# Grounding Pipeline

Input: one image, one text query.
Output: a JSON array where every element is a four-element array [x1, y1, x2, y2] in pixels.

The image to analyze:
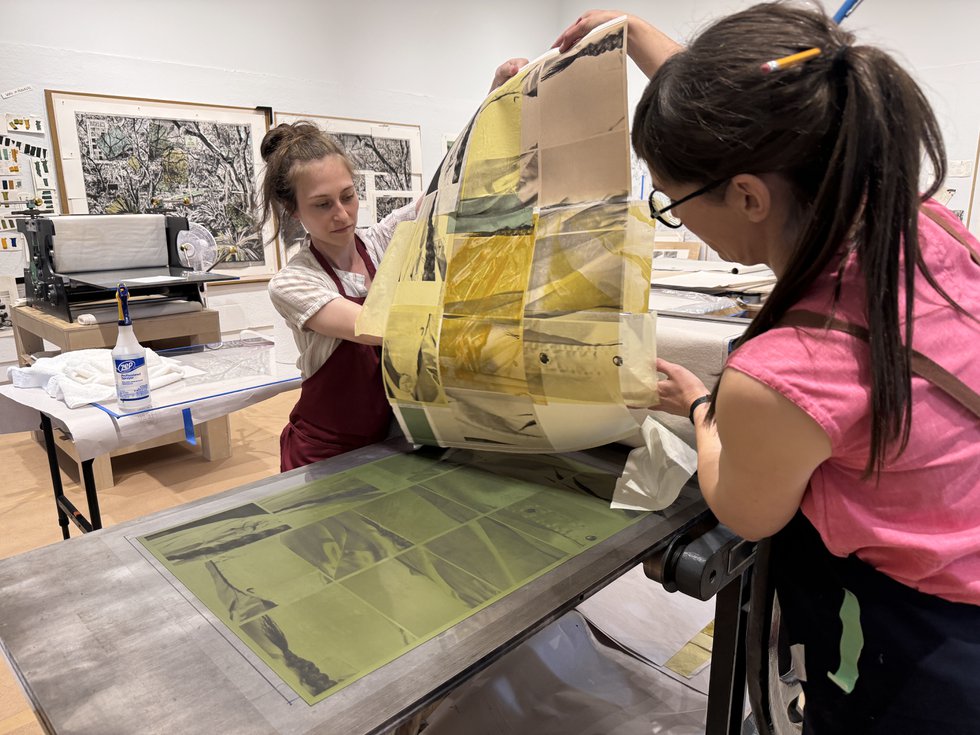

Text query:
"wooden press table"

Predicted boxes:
[[10, 304, 232, 488]]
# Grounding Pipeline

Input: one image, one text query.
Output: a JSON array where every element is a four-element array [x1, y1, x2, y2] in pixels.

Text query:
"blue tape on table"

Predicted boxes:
[[182, 408, 197, 445]]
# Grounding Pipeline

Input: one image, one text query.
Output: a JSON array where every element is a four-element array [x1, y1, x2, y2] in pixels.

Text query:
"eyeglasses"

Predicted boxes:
[[647, 179, 728, 228]]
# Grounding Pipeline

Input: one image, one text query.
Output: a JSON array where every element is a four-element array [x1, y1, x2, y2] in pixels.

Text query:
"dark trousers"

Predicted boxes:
[[771, 513, 980, 734]]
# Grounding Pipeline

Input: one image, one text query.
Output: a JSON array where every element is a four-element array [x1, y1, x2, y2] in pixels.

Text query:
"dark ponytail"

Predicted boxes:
[[633, 1, 953, 475], [259, 122, 354, 243]]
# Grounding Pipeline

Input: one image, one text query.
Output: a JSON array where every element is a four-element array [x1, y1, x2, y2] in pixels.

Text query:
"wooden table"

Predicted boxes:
[[11, 304, 223, 357], [10, 304, 231, 488]]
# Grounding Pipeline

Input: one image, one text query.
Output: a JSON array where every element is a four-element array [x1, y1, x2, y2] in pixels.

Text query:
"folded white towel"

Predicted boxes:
[[8, 348, 205, 409], [45, 375, 115, 407]]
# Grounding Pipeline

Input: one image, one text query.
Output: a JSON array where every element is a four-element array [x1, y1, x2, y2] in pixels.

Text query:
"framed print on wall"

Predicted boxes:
[[272, 112, 423, 258], [967, 130, 980, 238], [46, 90, 279, 280]]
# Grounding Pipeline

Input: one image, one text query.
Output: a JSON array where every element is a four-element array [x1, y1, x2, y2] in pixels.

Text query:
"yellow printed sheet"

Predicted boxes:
[[361, 17, 658, 452]]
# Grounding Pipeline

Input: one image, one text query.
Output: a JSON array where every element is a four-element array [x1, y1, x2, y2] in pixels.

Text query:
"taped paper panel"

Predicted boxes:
[[354, 219, 416, 338], [438, 317, 527, 395], [525, 207, 628, 317], [441, 388, 550, 451], [443, 232, 533, 319], [361, 18, 656, 452], [619, 311, 658, 407], [623, 204, 656, 313], [383, 304, 445, 405], [538, 133, 630, 207], [533, 402, 641, 452], [523, 312, 640, 407]]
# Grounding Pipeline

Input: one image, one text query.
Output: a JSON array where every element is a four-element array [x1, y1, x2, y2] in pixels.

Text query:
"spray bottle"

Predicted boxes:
[[112, 283, 152, 412]]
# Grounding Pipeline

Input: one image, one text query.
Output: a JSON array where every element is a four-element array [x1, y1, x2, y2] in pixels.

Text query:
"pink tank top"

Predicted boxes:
[[726, 200, 980, 604]]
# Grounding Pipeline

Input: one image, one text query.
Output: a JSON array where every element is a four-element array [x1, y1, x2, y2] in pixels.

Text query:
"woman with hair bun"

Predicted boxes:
[[556, 4, 980, 732], [264, 60, 526, 472]]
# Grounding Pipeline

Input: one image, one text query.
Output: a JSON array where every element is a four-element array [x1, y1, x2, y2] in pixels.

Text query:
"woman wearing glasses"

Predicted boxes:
[[557, 4, 980, 733]]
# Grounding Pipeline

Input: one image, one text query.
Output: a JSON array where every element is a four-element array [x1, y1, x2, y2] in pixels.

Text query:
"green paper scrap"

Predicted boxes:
[[139, 451, 643, 705], [827, 588, 864, 693]]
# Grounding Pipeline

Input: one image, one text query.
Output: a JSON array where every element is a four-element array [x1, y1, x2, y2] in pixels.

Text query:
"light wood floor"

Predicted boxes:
[[0, 392, 295, 735]]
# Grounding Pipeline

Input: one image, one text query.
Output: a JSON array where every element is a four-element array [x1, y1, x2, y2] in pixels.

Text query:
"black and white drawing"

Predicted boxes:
[[47, 91, 277, 278], [75, 113, 262, 261], [375, 195, 414, 221], [338, 134, 412, 191], [273, 113, 423, 227]]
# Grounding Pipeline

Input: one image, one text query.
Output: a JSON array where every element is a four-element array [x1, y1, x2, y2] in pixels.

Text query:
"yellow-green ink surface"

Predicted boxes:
[[139, 451, 642, 704]]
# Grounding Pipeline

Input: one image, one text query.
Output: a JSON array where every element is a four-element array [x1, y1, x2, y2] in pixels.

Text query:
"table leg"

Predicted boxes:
[[89, 454, 115, 489], [706, 571, 751, 735], [11, 319, 44, 366], [200, 416, 232, 461], [81, 459, 102, 530], [40, 414, 70, 541]]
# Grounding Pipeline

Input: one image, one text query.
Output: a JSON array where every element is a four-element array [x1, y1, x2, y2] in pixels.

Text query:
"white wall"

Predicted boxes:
[[0, 0, 563, 359], [559, 0, 980, 219], [1, 1, 977, 365]]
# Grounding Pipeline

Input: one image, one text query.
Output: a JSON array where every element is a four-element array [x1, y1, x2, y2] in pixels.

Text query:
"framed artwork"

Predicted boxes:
[[967, 130, 980, 238], [272, 112, 423, 256], [46, 90, 279, 280]]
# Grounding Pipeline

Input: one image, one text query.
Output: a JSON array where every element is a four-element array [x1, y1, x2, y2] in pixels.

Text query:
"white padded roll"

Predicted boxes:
[[52, 214, 169, 273], [651, 314, 747, 447]]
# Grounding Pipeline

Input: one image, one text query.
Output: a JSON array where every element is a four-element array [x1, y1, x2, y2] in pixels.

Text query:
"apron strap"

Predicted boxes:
[[780, 309, 980, 420], [921, 201, 980, 266], [308, 235, 376, 297]]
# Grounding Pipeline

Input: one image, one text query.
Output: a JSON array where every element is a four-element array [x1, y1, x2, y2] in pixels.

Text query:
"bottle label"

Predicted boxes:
[[114, 356, 150, 401]]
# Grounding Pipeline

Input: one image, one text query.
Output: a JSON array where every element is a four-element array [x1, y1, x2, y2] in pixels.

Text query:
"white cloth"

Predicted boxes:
[[7, 348, 204, 409], [611, 415, 698, 511], [267, 203, 417, 380]]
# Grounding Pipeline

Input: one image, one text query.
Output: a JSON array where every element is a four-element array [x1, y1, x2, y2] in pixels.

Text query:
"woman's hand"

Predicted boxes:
[[552, 10, 623, 52], [653, 358, 710, 417], [552, 9, 683, 78], [489, 57, 530, 92]]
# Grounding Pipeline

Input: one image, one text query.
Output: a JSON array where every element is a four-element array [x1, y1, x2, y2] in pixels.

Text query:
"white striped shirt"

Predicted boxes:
[[268, 203, 416, 379]]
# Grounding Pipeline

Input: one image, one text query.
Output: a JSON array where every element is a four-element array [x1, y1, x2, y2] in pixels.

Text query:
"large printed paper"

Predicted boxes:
[[357, 18, 658, 453], [139, 451, 643, 705]]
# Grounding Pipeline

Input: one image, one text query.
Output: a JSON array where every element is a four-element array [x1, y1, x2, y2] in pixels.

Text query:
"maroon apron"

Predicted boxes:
[[280, 237, 392, 472]]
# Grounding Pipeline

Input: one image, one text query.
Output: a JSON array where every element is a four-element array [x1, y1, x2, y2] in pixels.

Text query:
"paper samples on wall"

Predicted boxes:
[[0, 134, 46, 160], [0, 124, 59, 215], [0, 217, 21, 251], [5, 114, 44, 134], [357, 17, 658, 453]]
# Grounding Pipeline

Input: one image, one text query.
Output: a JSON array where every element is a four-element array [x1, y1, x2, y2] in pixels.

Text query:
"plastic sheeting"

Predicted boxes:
[[423, 611, 707, 735]]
